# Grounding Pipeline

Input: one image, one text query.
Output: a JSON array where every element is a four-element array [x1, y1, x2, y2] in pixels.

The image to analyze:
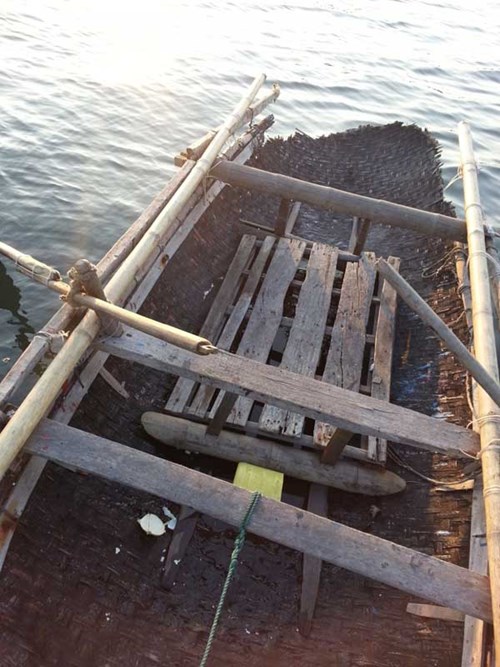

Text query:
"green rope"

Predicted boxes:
[[199, 491, 262, 667]]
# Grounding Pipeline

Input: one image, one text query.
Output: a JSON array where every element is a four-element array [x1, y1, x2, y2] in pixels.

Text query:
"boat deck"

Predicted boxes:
[[0, 122, 475, 666]]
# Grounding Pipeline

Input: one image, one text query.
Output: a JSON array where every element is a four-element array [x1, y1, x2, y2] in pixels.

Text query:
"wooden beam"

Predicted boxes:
[[211, 161, 468, 242], [25, 418, 493, 622], [98, 328, 480, 458], [348, 217, 371, 254], [299, 483, 329, 636], [141, 413, 406, 496]]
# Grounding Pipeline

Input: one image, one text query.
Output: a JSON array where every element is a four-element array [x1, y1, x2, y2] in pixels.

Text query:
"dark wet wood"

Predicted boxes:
[[161, 505, 199, 590], [24, 418, 492, 622], [298, 483, 329, 636], [211, 161, 468, 241], [275, 198, 292, 236], [99, 328, 480, 458]]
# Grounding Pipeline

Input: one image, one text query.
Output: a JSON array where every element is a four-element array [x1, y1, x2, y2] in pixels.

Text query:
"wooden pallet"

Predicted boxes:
[[161, 233, 400, 631], [166, 234, 399, 466]]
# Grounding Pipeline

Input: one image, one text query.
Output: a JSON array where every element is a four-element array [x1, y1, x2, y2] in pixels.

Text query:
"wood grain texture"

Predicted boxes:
[[316, 252, 377, 461], [99, 328, 480, 458], [25, 417, 492, 623], [367, 256, 400, 463]]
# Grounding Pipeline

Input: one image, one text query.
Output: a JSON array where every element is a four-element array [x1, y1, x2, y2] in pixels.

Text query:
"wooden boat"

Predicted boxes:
[[0, 75, 498, 666]]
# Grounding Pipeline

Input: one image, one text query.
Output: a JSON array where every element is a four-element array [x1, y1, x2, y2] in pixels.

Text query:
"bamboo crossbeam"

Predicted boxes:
[[0, 75, 266, 482], [377, 258, 500, 407], [0, 243, 215, 355], [458, 121, 500, 658], [211, 161, 468, 242], [24, 417, 493, 622]]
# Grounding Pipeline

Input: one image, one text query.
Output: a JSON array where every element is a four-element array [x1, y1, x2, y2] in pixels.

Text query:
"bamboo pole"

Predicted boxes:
[[0, 117, 269, 573], [458, 120, 500, 658], [211, 161, 468, 242], [176, 83, 280, 164], [0, 75, 266, 481], [0, 243, 215, 354], [377, 258, 500, 407]]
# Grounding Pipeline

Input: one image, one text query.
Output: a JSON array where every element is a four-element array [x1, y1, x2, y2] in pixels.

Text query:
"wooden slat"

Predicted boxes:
[[166, 234, 257, 414], [161, 506, 199, 590], [259, 243, 338, 436], [317, 253, 377, 464], [367, 256, 400, 463], [298, 483, 329, 636], [188, 235, 276, 418], [462, 478, 490, 666], [348, 217, 371, 255], [99, 329, 480, 458], [227, 237, 307, 426], [25, 418, 492, 622]]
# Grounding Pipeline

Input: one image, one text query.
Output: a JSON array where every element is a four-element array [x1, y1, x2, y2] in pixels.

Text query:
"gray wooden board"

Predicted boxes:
[[226, 236, 307, 426], [25, 417, 492, 622], [188, 235, 276, 418], [166, 234, 257, 414], [367, 256, 401, 463], [98, 328, 480, 458], [315, 252, 377, 448], [259, 242, 339, 436], [298, 483, 329, 636]]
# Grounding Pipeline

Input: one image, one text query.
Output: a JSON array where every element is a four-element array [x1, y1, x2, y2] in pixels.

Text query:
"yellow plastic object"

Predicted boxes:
[[233, 462, 284, 501]]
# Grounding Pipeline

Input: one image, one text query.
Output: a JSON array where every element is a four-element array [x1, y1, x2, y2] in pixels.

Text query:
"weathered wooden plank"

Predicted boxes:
[[285, 201, 302, 236], [161, 506, 199, 590], [141, 413, 406, 495], [406, 603, 464, 622], [298, 483, 329, 637], [317, 253, 377, 464], [259, 243, 338, 436], [166, 234, 257, 414], [25, 418, 492, 621], [348, 217, 371, 255], [367, 256, 400, 463], [462, 478, 489, 666], [227, 237, 307, 426], [189, 235, 276, 418], [211, 161, 468, 242], [99, 329, 480, 458]]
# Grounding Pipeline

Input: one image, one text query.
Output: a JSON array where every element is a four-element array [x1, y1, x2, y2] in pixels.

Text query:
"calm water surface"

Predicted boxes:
[[1, 0, 499, 379]]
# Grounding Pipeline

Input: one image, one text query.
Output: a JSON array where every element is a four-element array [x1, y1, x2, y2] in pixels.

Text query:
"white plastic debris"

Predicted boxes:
[[174, 559, 181, 565], [138, 513, 166, 536], [115, 547, 121, 555], [162, 506, 177, 530]]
